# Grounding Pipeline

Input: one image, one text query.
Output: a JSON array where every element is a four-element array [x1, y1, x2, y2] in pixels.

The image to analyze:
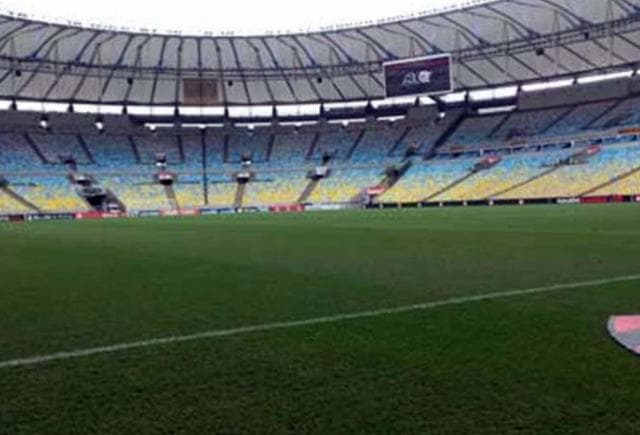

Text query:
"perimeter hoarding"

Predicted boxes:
[[384, 54, 453, 98]]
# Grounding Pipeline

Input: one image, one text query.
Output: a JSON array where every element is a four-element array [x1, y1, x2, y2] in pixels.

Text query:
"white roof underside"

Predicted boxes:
[[0, 0, 638, 105]]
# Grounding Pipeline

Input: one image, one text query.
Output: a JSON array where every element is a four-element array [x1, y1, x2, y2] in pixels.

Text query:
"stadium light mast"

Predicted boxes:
[[95, 114, 105, 133], [39, 113, 49, 130]]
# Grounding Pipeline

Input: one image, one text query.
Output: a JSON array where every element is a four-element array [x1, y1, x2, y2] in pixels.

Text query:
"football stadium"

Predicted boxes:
[[1, 0, 640, 433]]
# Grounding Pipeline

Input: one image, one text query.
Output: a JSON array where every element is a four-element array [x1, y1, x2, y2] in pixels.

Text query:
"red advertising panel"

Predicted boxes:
[[270, 204, 305, 213], [367, 186, 387, 196], [581, 195, 625, 204], [75, 211, 124, 220]]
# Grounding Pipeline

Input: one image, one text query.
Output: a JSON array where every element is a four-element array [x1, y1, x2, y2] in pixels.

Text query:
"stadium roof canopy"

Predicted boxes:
[[0, 0, 639, 106]]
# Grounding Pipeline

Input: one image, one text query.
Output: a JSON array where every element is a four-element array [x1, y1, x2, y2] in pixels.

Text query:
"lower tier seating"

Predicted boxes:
[[591, 171, 640, 196], [243, 172, 308, 206], [308, 168, 381, 204], [499, 144, 640, 199], [2, 140, 640, 213], [8, 177, 87, 212], [0, 190, 33, 213]]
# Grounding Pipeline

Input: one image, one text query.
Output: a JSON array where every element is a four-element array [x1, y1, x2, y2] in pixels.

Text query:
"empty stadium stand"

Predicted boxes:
[[3, 83, 640, 214]]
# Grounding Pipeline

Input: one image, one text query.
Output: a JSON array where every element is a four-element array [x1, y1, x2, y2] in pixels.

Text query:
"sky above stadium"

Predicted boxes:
[[0, 0, 474, 35]]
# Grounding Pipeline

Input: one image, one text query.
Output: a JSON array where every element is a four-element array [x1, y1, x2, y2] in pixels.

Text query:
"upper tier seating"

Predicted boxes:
[[590, 96, 640, 130], [0, 133, 44, 171], [227, 130, 271, 163], [492, 108, 568, 141], [445, 114, 506, 150], [544, 101, 616, 136], [180, 135, 205, 170], [29, 133, 91, 165], [349, 127, 403, 163], [270, 133, 313, 165], [134, 134, 182, 165], [205, 135, 226, 167], [312, 129, 359, 161], [86, 134, 137, 170], [388, 124, 449, 158]]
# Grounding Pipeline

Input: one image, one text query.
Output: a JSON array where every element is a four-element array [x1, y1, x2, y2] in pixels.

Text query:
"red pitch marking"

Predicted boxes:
[[613, 316, 640, 334]]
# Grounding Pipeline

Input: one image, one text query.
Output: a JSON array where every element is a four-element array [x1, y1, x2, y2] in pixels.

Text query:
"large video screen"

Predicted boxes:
[[384, 54, 453, 98]]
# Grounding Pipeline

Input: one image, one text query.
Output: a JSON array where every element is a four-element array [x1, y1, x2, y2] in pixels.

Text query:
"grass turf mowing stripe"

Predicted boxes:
[[2, 272, 640, 370]]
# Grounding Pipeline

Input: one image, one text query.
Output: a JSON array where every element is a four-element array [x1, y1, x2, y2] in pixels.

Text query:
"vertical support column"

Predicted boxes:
[[290, 44, 320, 103], [9, 37, 17, 98], [606, 0, 615, 67], [502, 21, 510, 84], [124, 45, 142, 109], [49, 41, 60, 100], [365, 43, 374, 98], [328, 46, 339, 101], [408, 37, 417, 58], [214, 41, 228, 107], [174, 40, 183, 109], [454, 30, 462, 90], [96, 43, 104, 113], [553, 10, 561, 77], [291, 47, 297, 103], [201, 130, 209, 206]]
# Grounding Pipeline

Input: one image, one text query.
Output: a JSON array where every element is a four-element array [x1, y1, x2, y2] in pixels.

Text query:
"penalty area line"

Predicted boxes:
[[2, 272, 640, 369]]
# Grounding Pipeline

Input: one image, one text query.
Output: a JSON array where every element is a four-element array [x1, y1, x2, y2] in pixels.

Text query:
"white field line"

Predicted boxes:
[[2, 273, 640, 370]]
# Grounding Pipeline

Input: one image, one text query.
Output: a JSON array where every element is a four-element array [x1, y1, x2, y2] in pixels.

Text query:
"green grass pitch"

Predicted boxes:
[[1, 204, 640, 434]]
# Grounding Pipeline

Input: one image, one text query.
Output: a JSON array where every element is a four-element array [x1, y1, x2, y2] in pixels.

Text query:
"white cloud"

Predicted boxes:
[[0, 0, 476, 35]]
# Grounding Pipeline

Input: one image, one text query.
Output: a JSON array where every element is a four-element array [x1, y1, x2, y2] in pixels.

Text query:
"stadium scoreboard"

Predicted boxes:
[[383, 54, 453, 98]]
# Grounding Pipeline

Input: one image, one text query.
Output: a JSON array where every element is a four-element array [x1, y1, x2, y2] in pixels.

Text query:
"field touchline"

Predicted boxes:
[[2, 273, 640, 370]]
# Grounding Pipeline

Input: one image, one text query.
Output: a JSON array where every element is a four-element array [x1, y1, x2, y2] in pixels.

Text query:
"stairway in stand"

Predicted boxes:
[[297, 179, 320, 204], [234, 182, 247, 208], [164, 185, 180, 211], [0, 182, 42, 213], [424, 170, 480, 202]]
